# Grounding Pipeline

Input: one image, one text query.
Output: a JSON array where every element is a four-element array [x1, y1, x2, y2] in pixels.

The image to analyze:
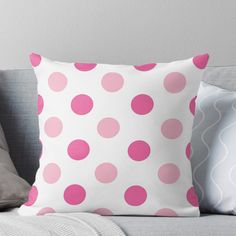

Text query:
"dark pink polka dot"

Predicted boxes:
[[164, 72, 186, 93], [187, 187, 199, 207], [97, 118, 120, 138], [102, 72, 124, 92], [161, 119, 183, 139], [193, 54, 209, 69], [43, 163, 61, 184], [186, 143, 191, 160], [95, 163, 117, 183], [128, 140, 150, 161], [131, 94, 154, 115], [67, 139, 90, 160], [134, 63, 156, 71], [48, 72, 67, 92], [37, 207, 55, 216], [38, 95, 44, 115], [74, 63, 97, 71], [44, 117, 63, 137], [124, 185, 147, 206], [24, 186, 38, 206], [94, 208, 113, 216], [189, 96, 197, 115], [71, 94, 93, 115], [30, 53, 41, 67], [158, 163, 180, 184], [155, 208, 177, 217], [64, 184, 86, 205]]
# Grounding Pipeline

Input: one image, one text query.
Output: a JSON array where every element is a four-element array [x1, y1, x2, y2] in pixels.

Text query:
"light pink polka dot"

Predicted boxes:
[[187, 187, 199, 207], [128, 140, 150, 161], [158, 163, 180, 184], [189, 96, 197, 115], [71, 94, 93, 115], [95, 163, 118, 183], [134, 63, 156, 71], [74, 63, 97, 71], [164, 72, 186, 93], [67, 139, 90, 160], [43, 163, 61, 184], [24, 186, 38, 206], [38, 95, 44, 115], [44, 117, 63, 137], [131, 94, 154, 115], [186, 143, 191, 160], [30, 53, 41, 67], [48, 72, 67, 92], [102, 72, 124, 92], [161, 119, 183, 139], [64, 184, 86, 205], [94, 208, 113, 216], [37, 207, 55, 216], [155, 208, 177, 217], [97, 118, 120, 138], [124, 185, 147, 206], [193, 54, 209, 69]]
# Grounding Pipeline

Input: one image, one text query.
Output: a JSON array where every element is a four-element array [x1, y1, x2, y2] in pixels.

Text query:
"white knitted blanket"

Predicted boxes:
[[0, 211, 125, 236]]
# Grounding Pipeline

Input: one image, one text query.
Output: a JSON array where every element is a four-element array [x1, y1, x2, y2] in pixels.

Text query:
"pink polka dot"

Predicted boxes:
[[71, 94, 93, 115], [155, 208, 177, 217], [38, 95, 44, 115], [158, 163, 180, 184], [67, 139, 90, 160], [134, 63, 156, 71], [128, 140, 150, 161], [95, 163, 118, 183], [124, 185, 147, 206], [74, 63, 97, 71], [48, 72, 67, 92], [37, 207, 55, 216], [161, 119, 183, 139], [131, 94, 154, 115], [64, 184, 86, 205], [164, 72, 186, 93], [24, 186, 38, 206], [43, 163, 61, 184], [97, 118, 120, 138], [44, 117, 63, 137], [102, 72, 124, 92], [193, 54, 209, 69], [187, 187, 199, 207], [186, 143, 191, 160], [189, 96, 197, 115], [94, 208, 113, 216], [30, 53, 41, 67]]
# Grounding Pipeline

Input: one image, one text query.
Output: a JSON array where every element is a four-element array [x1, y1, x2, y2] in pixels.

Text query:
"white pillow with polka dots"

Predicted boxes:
[[19, 53, 209, 216]]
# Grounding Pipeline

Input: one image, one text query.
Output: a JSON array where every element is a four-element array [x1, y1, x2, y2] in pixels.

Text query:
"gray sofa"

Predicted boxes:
[[0, 67, 236, 236]]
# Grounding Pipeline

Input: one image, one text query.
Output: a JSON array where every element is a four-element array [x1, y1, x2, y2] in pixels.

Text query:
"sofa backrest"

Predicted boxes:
[[0, 66, 235, 184]]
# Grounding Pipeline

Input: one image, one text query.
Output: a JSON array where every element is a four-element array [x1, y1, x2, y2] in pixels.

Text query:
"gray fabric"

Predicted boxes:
[[0, 211, 125, 236], [0, 66, 235, 186], [191, 82, 236, 214], [0, 124, 30, 209], [109, 214, 236, 236]]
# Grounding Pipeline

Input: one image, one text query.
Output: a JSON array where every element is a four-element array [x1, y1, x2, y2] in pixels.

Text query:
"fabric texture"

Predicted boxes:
[[19, 53, 209, 216], [0, 123, 30, 209], [0, 66, 234, 186], [0, 211, 125, 236], [191, 82, 236, 214]]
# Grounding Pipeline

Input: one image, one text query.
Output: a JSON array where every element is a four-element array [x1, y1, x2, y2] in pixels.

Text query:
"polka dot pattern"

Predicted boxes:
[[193, 54, 209, 69], [20, 54, 208, 216]]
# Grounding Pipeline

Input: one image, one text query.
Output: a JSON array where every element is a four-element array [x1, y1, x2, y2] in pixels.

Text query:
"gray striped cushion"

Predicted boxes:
[[191, 82, 236, 214]]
